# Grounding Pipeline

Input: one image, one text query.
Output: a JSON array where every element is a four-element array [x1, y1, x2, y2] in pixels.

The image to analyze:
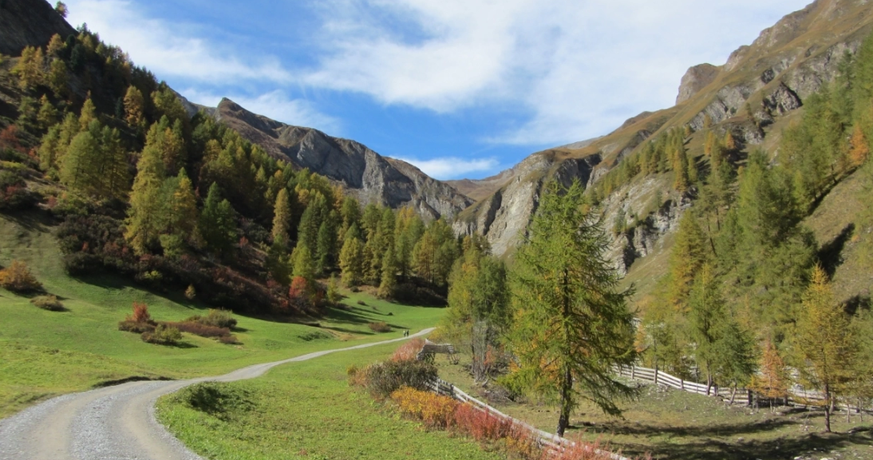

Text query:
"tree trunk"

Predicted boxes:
[[824, 384, 832, 433], [556, 366, 573, 437]]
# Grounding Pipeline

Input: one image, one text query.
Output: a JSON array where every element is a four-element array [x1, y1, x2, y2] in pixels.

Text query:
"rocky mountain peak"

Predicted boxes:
[[676, 64, 721, 104], [200, 98, 473, 220]]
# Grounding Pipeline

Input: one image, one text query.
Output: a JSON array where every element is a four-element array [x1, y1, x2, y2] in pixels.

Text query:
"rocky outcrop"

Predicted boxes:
[[209, 98, 472, 220], [676, 64, 721, 104], [454, 152, 601, 256], [0, 0, 75, 56]]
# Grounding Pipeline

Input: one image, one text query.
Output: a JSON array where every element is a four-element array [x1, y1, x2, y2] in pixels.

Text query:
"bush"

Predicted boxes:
[[0, 259, 42, 292], [131, 301, 151, 323], [368, 321, 391, 333], [165, 321, 230, 338], [142, 324, 182, 345], [30, 295, 64, 311], [361, 359, 437, 398], [185, 284, 196, 300], [452, 404, 513, 442], [218, 334, 240, 345], [391, 386, 458, 428], [193, 309, 237, 329], [118, 319, 155, 333], [391, 338, 424, 362]]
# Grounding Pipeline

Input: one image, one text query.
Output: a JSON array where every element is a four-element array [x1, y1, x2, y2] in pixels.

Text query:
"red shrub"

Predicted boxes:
[[163, 321, 230, 338], [391, 338, 424, 362], [547, 439, 624, 460], [131, 302, 151, 323], [452, 404, 513, 442]]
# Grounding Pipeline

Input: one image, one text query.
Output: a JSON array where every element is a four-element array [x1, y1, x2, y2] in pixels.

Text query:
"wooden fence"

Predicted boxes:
[[614, 364, 873, 413], [428, 377, 630, 460]]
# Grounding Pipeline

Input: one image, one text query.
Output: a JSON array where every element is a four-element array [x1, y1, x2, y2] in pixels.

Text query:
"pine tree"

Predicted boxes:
[[792, 265, 856, 432], [200, 183, 237, 257], [377, 243, 397, 299], [315, 218, 337, 275], [125, 141, 167, 255], [668, 212, 708, 309], [849, 124, 870, 167], [271, 188, 293, 247], [339, 235, 364, 287], [12, 46, 44, 90], [291, 243, 316, 282], [77, 97, 97, 132], [162, 169, 202, 254], [750, 340, 789, 410], [505, 180, 636, 437], [47, 59, 68, 98], [124, 85, 145, 130], [37, 95, 59, 129]]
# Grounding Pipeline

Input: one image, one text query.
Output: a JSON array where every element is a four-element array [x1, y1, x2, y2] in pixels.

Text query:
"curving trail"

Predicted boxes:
[[0, 328, 434, 460]]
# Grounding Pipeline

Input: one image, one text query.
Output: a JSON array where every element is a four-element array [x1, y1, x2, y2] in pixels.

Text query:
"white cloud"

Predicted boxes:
[[180, 89, 342, 134], [395, 156, 500, 180], [301, 0, 812, 144], [65, 0, 292, 84]]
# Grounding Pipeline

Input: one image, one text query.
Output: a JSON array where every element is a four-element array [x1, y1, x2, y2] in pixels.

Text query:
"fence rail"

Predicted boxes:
[[427, 377, 630, 460], [614, 364, 873, 413]]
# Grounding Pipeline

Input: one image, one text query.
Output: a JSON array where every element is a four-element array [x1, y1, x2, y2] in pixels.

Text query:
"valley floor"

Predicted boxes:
[[435, 357, 873, 460]]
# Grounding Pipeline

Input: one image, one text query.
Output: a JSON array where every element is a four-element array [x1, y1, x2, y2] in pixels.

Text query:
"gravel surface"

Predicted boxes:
[[0, 328, 433, 460]]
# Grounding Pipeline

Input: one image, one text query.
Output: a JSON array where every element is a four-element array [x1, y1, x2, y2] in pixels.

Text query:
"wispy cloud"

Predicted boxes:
[[66, 0, 292, 84], [396, 156, 500, 180]]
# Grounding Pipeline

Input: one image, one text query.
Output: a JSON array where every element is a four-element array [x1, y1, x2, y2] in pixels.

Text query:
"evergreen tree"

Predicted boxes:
[[125, 139, 167, 255], [37, 95, 59, 129], [124, 85, 145, 130], [47, 59, 68, 98], [377, 243, 397, 299], [12, 46, 44, 90], [161, 169, 202, 255], [200, 183, 237, 257], [78, 97, 97, 131], [271, 188, 293, 247], [339, 235, 364, 287], [315, 217, 338, 275], [668, 212, 708, 309], [291, 243, 316, 282], [792, 265, 856, 432], [505, 180, 636, 437]]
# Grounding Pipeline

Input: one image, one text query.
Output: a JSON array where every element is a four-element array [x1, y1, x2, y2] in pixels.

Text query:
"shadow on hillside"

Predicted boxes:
[[0, 208, 55, 234], [585, 417, 795, 439], [616, 426, 873, 460], [819, 223, 854, 278]]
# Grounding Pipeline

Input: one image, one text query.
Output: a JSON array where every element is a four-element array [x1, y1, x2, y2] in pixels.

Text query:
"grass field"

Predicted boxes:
[[434, 356, 873, 460], [156, 342, 505, 460], [0, 210, 446, 418]]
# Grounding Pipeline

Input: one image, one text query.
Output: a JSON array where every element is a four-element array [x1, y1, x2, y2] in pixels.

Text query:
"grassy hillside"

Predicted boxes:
[[156, 342, 504, 460], [0, 210, 446, 418]]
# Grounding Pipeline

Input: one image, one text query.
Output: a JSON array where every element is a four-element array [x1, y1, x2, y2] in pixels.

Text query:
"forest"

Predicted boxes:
[[1, 25, 463, 316]]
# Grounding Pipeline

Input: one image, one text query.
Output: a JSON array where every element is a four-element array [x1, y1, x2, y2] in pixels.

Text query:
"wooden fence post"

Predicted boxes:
[[654, 366, 659, 385], [631, 365, 635, 379]]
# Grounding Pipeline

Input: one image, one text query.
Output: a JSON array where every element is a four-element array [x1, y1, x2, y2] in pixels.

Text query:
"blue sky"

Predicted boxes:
[[65, 0, 811, 180]]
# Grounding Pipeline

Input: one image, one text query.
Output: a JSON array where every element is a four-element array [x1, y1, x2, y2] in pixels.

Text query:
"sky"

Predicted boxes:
[[65, 0, 812, 180]]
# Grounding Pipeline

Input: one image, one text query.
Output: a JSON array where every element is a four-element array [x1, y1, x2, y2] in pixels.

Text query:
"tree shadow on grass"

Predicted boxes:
[[617, 427, 873, 460]]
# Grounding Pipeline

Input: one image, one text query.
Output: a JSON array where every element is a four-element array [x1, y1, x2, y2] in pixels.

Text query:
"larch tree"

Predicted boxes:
[[12, 46, 44, 90], [377, 242, 397, 299], [849, 124, 870, 167], [505, 180, 636, 437], [792, 265, 856, 432], [200, 183, 237, 257], [47, 59, 68, 98], [123, 85, 145, 130], [339, 234, 364, 287], [271, 188, 293, 248], [125, 140, 167, 255], [750, 339, 789, 410], [161, 169, 202, 255]]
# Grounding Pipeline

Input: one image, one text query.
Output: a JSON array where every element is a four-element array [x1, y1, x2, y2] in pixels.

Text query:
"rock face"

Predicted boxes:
[[676, 64, 721, 104], [454, 152, 601, 256], [459, 0, 873, 267], [210, 98, 473, 220], [0, 0, 75, 56]]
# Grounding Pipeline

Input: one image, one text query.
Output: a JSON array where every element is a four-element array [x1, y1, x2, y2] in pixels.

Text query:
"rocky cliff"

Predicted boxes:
[[208, 98, 473, 220], [0, 0, 76, 56], [457, 0, 873, 271]]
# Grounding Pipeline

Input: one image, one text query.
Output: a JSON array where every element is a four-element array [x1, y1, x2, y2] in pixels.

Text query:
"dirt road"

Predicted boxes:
[[0, 328, 433, 460]]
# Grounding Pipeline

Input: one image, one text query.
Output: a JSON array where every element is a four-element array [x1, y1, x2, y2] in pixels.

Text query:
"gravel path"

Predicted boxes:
[[0, 328, 434, 460]]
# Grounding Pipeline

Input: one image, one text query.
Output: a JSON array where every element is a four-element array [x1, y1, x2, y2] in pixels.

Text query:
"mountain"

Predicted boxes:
[[455, 0, 873, 273], [198, 98, 473, 221], [0, 0, 75, 56]]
